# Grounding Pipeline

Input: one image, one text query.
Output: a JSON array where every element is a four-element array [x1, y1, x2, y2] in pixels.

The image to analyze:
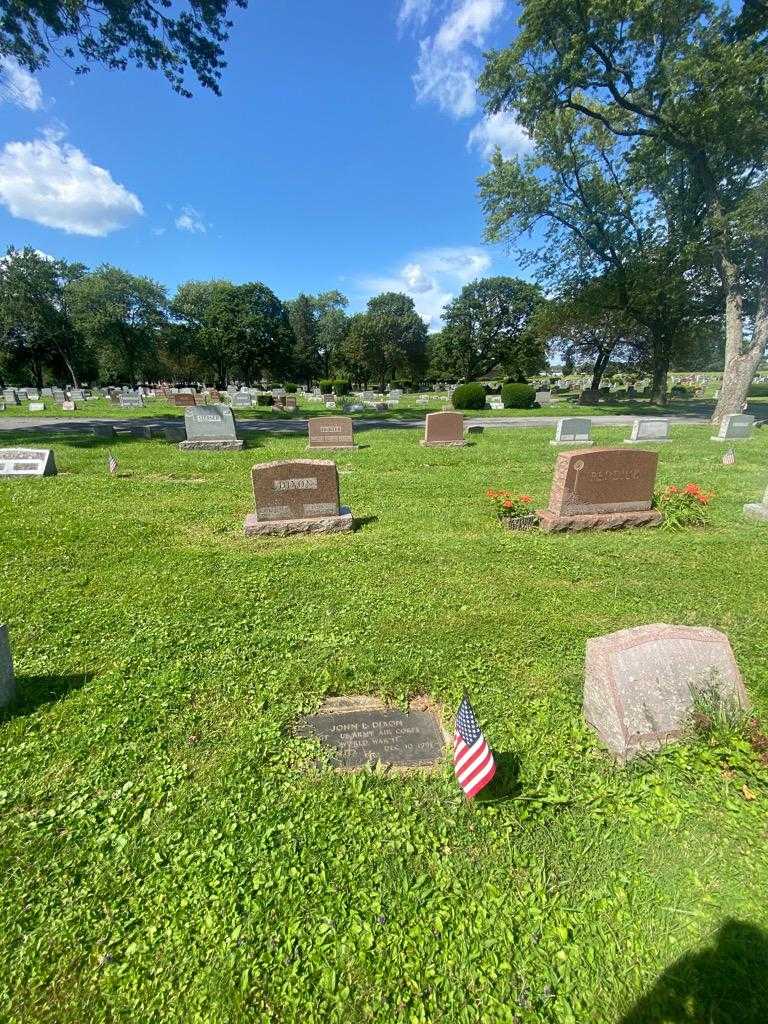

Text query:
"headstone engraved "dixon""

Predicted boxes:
[[244, 459, 353, 536], [297, 708, 445, 768], [538, 448, 661, 532]]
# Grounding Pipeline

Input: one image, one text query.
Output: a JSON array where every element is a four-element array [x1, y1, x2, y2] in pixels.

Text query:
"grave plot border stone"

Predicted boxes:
[[244, 459, 353, 537], [584, 623, 749, 761], [0, 625, 14, 709]]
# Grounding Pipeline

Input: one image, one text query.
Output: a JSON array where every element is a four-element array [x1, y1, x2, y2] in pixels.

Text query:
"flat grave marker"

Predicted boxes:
[[584, 624, 748, 761], [28, 402, 45, 412], [744, 483, 768, 522], [297, 707, 445, 769], [538, 447, 661, 532], [245, 459, 352, 537]]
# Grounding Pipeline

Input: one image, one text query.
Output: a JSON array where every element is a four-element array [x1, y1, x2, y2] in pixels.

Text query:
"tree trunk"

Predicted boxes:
[[650, 357, 669, 406], [711, 280, 767, 427], [590, 347, 611, 391]]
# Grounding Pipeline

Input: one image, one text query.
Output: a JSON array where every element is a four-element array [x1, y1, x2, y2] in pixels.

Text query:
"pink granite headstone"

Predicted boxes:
[[584, 624, 748, 761]]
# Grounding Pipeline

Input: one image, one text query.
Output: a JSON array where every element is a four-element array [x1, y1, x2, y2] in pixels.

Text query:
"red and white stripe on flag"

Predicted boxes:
[[453, 696, 496, 799]]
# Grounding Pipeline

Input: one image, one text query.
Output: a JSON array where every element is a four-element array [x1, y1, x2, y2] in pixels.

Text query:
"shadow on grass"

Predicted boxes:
[[1, 671, 93, 721], [353, 515, 379, 531], [475, 751, 522, 803], [620, 919, 768, 1024]]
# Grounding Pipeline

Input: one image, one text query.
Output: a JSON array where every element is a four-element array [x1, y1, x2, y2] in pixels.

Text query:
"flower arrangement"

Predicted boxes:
[[487, 489, 536, 528], [653, 482, 714, 530]]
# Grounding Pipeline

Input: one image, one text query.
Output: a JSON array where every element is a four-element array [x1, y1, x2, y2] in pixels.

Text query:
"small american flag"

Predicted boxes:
[[108, 451, 118, 475], [454, 695, 496, 799], [722, 448, 735, 466]]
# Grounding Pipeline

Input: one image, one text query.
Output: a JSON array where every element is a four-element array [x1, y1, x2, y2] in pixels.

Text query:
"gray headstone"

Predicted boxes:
[[584, 624, 748, 761], [119, 394, 144, 408], [232, 392, 253, 408], [552, 417, 593, 445], [296, 708, 444, 768], [0, 625, 14, 709], [0, 448, 56, 477], [534, 390, 552, 406], [92, 425, 115, 440], [28, 402, 45, 413], [184, 403, 237, 441], [712, 414, 755, 441], [625, 418, 671, 443]]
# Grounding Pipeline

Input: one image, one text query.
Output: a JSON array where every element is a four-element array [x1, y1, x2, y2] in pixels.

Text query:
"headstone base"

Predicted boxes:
[[710, 436, 748, 442], [244, 507, 354, 537], [550, 439, 594, 446], [537, 508, 662, 533], [420, 440, 468, 448], [623, 438, 671, 444], [307, 444, 359, 451], [179, 439, 244, 452], [743, 503, 768, 522]]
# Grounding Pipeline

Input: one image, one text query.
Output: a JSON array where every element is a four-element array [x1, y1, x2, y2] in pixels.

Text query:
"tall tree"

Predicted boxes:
[[440, 276, 545, 380], [480, 0, 768, 423], [66, 265, 167, 385], [171, 279, 291, 386], [0, 246, 86, 388], [286, 293, 319, 385], [0, 0, 247, 96], [364, 292, 428, 385]]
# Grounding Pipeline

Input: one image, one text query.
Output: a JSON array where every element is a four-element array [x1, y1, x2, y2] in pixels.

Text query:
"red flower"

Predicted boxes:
[[520, 495, 532, 503], [503, 499, 513, 509], [683, 483, 700, 495]]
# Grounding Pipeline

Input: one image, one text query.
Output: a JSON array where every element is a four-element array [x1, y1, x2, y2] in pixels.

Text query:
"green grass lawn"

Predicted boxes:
[[1, 424, 768, 1023]]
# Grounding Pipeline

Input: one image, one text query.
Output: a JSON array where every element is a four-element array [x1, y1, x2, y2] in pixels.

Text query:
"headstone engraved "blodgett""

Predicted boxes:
[[307, 416, 358, 450], [0, 448, 57, 477], [244, 459, 353, 536], [296, 709, 445, 768]]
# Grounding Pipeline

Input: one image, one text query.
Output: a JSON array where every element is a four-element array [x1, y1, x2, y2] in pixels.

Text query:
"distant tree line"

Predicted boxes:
[[0, 247, 555, 389]]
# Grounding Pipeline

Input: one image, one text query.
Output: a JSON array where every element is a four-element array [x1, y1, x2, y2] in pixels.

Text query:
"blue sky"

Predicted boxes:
[[0, 0, 531, 328]]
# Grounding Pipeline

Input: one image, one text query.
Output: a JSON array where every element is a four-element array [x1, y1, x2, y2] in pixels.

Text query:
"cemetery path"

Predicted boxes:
[[0, 412, 715, 437]]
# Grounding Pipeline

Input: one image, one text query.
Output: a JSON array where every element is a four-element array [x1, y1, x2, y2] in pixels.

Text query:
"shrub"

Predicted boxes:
[[452, 382, 486, 410], [670, 385, 690, 397], [332, 379, 351, 396], [318, 379, 334, 394], [256, 394, 274, 407], [653, 483, 714, 529], [501, 383, 535, 409], [285, 383, 298, 394]]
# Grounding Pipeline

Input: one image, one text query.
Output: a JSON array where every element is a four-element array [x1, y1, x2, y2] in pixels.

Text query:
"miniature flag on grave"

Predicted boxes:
[[454, 695, 496, 799], [722, 448, 736, 466], [108, 451, 118, 475]]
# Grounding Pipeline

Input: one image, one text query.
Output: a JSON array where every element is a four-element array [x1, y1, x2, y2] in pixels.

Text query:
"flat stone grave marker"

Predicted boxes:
[[711, 413, 755, 441], [624, 418, 671, 444], [552, 417, 593, 446], [231, 392, 253, 408], [180, 404, 243, 451], [308, 416, 358, 450], [421, 411, 467, 447], [28, 402, 45, 412], [245, 459, 352, 536], [584, 624, 748, 761], [119, 394, 144, 408], [744, 483, 768, 522], [0, 625, 14, 709], [0, 448, 57, 477], [296, 703, 444, 769], [538, 447, 661, 532]]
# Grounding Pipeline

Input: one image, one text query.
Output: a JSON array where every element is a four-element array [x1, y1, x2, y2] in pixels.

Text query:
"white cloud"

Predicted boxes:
[[406, 0, 507, 119], [414, 42, 478, 118], [175, 205, 207, 233], [0, 56, 43, 111], [397, 0, 434, 31], [467, 110, 531, 159], [434, 0, 504, 52], [361, 245, 492, 330], [0, 137, 143, 235]]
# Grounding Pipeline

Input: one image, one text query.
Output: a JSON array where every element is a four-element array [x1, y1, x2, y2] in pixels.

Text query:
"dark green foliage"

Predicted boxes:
[[332, 379, 351, 396], [256, 393, 274, 406], [284, 383, 298, 394], [318, 379, 333, 394], [501, 383, 536, 408], [451, 382, 487, 410]]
